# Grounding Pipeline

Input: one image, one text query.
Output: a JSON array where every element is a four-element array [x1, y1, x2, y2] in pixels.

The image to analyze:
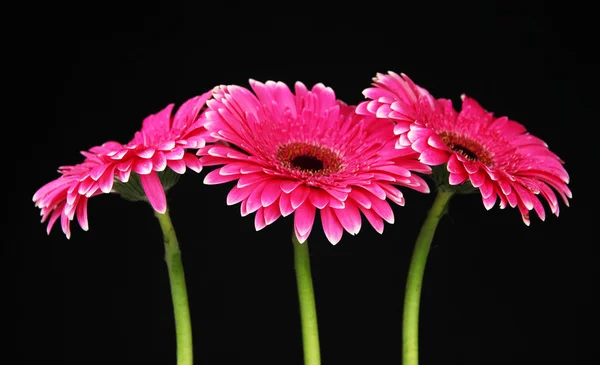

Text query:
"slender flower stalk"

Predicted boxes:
[[402, 188, 454, 365], [155, 208, 194, 365], [292, 232, 321, 365]]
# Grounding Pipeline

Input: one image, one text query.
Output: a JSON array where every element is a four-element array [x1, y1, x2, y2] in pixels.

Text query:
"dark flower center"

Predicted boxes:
[[291, 155, 324, 172], [440, 132, 493, 166], [277, 142, 342, 175]]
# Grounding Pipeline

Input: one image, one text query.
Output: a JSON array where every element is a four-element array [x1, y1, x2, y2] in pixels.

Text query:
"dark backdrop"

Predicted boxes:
[[9, 1, 594, 364]]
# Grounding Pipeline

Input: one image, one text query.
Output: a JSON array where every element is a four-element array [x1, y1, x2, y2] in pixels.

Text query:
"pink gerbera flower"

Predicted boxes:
[[198, 79, 432, 244], [33, 91, 214, 238], [357, 71, 572, 225]]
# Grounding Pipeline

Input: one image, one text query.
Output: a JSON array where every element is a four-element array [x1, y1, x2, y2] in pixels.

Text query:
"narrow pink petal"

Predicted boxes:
[[427, 134, 448, 150], [137, 148, 156, 159], [163, 146, 185, 160], [152, 151, 167, 171], [77, 178, 95, 196], [479, 178, 495, 199], [320, 207, 344, 245], [357, 183, 386, 200], [281, 180, 302, 193], [294, 202, 316, 237], [279, 192, 295, 217], [140, 172, 167, 214], [246, 181, 267, 214], [203, 168, 240, 185], [237, 173, 269, 188], [370, 197, 394, 224], [333, 199, 362, 235], [261, 179, 283, 207], [98, 164, 116, 193], [117, 169, 132, 183], [263, 202, 282, 225], [531, 194, 546, 221], [157, 140, 176, 151], [254, 208, 267, 231], [328, 196, 345, 209], [167, 159, 186, 174], [61, 212, 71, 239], [358, 206, 384, 234], [294, 225, 311, 244], [482, 193, 497, 210], [449, 172, 468, 185], [468, 170, 486, 188], [348, 189, 372, 209], [513, 184, 534, 210], [46, 207, 63, 235], [90, 163, 110, 181], [76, 197, 89, 231], [224, 183, 250, 204], [323, 188, 348, 202], [462, 161, 479, 174], [308, 189, 330, 209], [291, 185, 310, 209], [419, 147, 449, 166], [182, 153, 202, 173], [393, 121, 412, 135], [446, 154, 466, 175], [133, 159, 153, 174]]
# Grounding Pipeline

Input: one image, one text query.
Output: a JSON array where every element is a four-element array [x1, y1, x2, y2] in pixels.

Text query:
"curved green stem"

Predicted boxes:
[[155, 208, 193, 365], [292, 233, 321, 365], [403, 189, 454, 365]]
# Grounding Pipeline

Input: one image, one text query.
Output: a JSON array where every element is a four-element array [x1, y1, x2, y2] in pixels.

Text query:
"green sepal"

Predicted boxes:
[[113, 168, 181, 203]]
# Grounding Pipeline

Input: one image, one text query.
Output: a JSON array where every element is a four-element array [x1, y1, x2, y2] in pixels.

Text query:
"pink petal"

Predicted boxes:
[[152, 151, 168, 171], [291, 185, 310, 209], [294, 202, 316, 238], [261, 179, 283, 207], [140, 171, 167, 214], [182, 153, 202, 173], [449, 172, 468, 185], [419, 147, 449, 165], [254, 208, 267, 231], [167, 159, 186, 174], [98, 164, 117, 193], [281, 180, 302, 193], [468, 170, 486, 188], [279, 193, 295, 217], [358, 206, 384, 234], [320, 207, 344, 245], [308, 189, 330, 209], [246, 181, 267, 214], [263, 202, 282, 225], [333, 199, 362, 235], [226, 184, 255, 205], [370, 197, 394, 224], [482, 193, 497, 210], [203, 168, 240, 185], [133, 159, 153, 174], [348, 188, 372, 209]]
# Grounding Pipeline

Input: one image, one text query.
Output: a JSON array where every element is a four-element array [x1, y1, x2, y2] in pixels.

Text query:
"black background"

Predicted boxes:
[[9, 1, 595, 364]]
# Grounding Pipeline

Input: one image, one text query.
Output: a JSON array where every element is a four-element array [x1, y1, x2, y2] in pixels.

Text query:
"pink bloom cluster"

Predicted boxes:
[[34, 72, 572, 242]]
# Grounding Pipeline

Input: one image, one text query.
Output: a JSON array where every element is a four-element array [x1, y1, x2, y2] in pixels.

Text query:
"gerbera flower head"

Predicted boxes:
[[357, 71, 572, 225], [33, 91, 214, 238], [198, 79, 432, 245]]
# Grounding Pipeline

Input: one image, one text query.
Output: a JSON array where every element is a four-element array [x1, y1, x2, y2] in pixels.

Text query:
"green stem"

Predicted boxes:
[[403, 189, 454, 365], [292, 233, 321, 365], [155, 208, 193, 365]]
